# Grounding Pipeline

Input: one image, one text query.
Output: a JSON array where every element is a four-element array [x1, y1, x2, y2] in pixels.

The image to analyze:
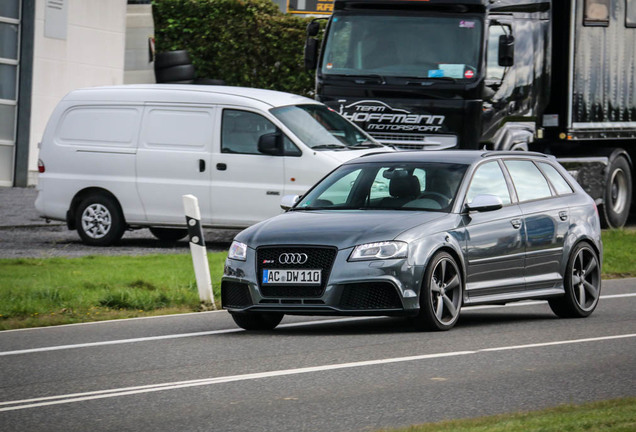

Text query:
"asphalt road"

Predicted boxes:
[[1, 279, 634, 432]]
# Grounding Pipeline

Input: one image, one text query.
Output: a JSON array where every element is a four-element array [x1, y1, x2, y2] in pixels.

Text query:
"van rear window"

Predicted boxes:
[[58, 107, 139, 147]]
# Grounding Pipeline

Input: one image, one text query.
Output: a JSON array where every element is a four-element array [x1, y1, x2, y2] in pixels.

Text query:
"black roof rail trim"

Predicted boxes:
[[481, 151, 548, 158]]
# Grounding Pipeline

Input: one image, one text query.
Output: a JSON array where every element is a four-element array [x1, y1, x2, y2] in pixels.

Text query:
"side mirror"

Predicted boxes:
[[258, 133, 283, 156], [498, 34, 514, 67], [304, 38, 319, 71], [280, 195, 300, 211], [465, 194, 503, 212]]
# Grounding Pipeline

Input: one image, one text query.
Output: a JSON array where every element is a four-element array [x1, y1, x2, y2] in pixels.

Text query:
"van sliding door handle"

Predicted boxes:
[[199, 159, 206, 172]]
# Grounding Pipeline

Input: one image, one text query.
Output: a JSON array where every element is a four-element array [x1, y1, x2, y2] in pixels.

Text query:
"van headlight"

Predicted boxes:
[[228, 241, 247, 261], [349, 241, 408, 261]]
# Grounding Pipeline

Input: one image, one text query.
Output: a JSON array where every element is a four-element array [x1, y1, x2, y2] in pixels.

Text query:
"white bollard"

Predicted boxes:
[[182, 194, 215, 308]]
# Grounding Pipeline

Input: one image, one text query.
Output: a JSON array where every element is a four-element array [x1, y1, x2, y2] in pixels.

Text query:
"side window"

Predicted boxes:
[[504, 160, 552, 202], [466, 161, 511, 205], [538, 162, 574, 195], [221, 109, 299, 156], [584, 0, 610, 26]]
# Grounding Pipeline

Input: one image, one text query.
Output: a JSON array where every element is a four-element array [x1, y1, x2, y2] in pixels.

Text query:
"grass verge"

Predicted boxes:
[[0, 228, 634, 330], [378, 397, 636, 432]]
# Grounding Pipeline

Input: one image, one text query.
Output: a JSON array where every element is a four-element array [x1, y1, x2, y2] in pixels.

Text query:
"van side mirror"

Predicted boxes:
[[465, 194, 503, 212], [258, 133, 283, 156], [498, 34, 514, 67]]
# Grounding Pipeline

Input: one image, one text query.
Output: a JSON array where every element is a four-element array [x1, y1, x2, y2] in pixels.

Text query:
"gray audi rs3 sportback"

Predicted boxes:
[[221, 150, 602, 331]]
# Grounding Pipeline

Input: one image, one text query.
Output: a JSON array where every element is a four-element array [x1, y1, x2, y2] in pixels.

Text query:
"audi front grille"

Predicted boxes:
[[256, 246, 338, 298]]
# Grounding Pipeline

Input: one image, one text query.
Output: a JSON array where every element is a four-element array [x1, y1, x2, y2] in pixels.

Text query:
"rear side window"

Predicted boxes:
[[504, 160, 552, 201], [58, 107, 139, 147], [538, 162, 574, 195], [144, 108, 213, 149]]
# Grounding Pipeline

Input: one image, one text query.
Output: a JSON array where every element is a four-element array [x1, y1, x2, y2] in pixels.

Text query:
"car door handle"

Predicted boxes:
[[199, 159, 206, 172], [510, 219, 522, 229], [216, 163, 227, 171], [559, 211, 568, 221]]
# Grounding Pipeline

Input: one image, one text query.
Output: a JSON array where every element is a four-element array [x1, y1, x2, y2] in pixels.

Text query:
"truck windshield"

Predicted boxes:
[[271, 104, 382, 149], [321, 13, 483, 80]]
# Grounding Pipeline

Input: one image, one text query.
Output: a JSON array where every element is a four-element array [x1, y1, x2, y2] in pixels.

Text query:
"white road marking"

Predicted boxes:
[[1, 294, 634, 357], [1, 333, 634, 412]]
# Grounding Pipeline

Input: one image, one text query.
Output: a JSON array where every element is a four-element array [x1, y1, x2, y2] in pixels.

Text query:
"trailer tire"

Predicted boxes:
[[601, 156, 632, 229]]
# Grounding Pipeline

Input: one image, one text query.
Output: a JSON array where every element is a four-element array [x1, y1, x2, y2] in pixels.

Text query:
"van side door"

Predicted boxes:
[[210, 108, 296, 227], [136, 105, 215, 225]]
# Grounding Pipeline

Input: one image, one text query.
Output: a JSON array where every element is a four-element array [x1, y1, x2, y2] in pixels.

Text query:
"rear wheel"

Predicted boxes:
[[75, 194, 125, 246], [600, 155, 632, 228], [149, 227, 188, 242], [412, 251, 462, 331], [230, 312, 284, 331], [549, 242, 601, 318]]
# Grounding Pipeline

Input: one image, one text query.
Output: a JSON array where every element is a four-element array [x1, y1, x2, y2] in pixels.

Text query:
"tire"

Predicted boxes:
[[155, 64, 196, 83], [549, 242, 601, 318], [230, 312, 284, 331], [412, 251, 463, 331], [600, 155, 632, 228], [75, 194, 125, 246], [154, 50, 191, 70], [149, 227, 188, 242]]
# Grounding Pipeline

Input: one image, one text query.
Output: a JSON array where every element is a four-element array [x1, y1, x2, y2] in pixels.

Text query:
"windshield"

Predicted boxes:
[[271, 104, 381, 149], [321, 13, 483, 80], [295, 162, 468, 212]]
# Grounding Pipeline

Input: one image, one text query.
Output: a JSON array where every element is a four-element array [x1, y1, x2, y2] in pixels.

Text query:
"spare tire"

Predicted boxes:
[[154, 50, 191, 70], [155, 64, 196, 83]]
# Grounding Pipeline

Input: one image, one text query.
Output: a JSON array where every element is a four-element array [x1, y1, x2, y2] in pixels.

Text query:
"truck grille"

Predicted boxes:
[[256, 246, 337, 298], [370, 133, 457, 150]]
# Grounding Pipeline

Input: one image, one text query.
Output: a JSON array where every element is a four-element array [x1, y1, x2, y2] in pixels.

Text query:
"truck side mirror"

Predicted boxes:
[[498, 34, 514, 67], [258, 133, 283, 156], [307, 21, 320, 37], [304, 38, 319, 71]]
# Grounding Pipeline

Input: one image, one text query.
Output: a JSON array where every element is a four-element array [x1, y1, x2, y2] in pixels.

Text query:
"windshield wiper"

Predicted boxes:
[[312, 144, 348, 150], [348, 140, 384, 148], [404, 76, 458, 85]]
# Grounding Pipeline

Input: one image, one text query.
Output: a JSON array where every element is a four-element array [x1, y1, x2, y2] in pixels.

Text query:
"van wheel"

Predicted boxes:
[[149, 227, 188, 242], [76, 195, 125, 246], [230, 312, 284, 331]]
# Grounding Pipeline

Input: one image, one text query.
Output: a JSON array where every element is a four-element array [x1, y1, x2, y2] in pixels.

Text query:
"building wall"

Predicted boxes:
[[27, 0, 127, 185]]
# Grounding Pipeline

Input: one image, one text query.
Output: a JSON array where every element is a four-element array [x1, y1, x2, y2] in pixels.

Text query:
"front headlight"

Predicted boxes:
[[349, 241, 408, 261], [228, 241, 247, 261]]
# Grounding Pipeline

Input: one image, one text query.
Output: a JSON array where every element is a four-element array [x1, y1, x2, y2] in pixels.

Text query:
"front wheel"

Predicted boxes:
[[230, 312, 284, 331], [412, 251, 463, 331], [75, 194, 125, 246], [549, 243, 601, 318]]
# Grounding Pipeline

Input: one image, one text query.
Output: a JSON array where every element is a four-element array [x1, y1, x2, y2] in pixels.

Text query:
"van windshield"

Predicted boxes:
[[271, 104, 383, 149], [321, 13, 483, 80]]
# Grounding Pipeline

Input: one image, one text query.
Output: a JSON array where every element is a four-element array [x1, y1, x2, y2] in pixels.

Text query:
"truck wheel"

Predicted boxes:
[[76, 194, 125, 246], [230, 312, 284, 331], [149, 227, 188, 242], [601, 156, 632, 228]]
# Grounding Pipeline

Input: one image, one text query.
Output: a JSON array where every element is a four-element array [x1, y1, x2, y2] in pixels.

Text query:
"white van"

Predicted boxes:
[[35, 85, 389, 245]]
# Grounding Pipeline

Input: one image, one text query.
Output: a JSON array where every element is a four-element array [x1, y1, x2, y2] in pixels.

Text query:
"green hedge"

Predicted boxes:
[[152, 0, 318, 96]]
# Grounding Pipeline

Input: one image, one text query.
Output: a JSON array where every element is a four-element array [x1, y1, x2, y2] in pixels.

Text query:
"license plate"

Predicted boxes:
[[262, 269, 321, 285]]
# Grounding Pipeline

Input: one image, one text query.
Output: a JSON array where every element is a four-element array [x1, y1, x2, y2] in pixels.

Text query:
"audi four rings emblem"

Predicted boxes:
[[279, 253, 308, 264]]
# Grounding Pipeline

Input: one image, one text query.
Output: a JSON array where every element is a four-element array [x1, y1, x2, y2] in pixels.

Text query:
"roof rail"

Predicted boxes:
[[481, 151, 548, 158]]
